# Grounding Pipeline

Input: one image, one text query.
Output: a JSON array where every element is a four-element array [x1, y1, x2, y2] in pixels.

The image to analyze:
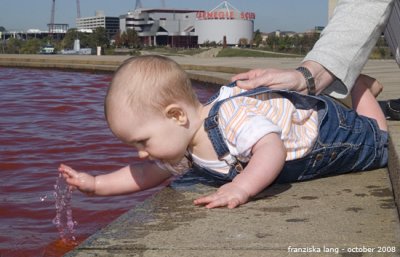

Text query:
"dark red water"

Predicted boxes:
[[0, 67, 218, 257]]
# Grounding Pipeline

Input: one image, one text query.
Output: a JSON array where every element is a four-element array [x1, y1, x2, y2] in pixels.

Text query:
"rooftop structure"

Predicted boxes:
[[76, 11, 120, 39], [119, 1, 255, 47], [120, 8, 200, 47]]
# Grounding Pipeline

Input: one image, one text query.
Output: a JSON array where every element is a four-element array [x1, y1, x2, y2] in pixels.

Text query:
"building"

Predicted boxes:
[[39, 44, 55, 54], [119, 8, 199, 47], [47, 24, 69, 34], [328, 0, 338, 20], [119, 1, 255, 47], [195, 1, 255, 45], [263, 30, 297, 40], [76, 11, 120, 39]]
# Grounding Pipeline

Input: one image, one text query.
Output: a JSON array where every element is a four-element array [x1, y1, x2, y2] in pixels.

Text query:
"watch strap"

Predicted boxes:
[[296, 67, 316, 95]]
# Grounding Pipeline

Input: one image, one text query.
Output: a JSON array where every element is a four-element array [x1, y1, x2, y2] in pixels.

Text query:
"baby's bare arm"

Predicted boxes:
[[59, 162, 172, 196], [194, 133, 286, 208], [235, 132, 286, 197]]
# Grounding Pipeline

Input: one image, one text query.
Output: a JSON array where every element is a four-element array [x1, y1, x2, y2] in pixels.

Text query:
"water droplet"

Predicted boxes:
[[53, 172, 77, 243]]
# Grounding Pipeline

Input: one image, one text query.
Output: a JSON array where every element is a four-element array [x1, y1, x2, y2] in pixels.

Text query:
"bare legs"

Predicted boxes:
[[351, 74, 387, 131]]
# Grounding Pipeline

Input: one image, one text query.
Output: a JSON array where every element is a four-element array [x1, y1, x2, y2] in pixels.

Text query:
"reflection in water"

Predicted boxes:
[[0, 67, 219, 256]]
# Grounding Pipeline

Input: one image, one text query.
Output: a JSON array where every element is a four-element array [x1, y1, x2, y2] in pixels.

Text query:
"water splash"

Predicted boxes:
[[52, 173, 77, 244]]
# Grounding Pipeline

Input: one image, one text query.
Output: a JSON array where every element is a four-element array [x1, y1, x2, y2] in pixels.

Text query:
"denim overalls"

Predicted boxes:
[[189, 81, 388, 184]]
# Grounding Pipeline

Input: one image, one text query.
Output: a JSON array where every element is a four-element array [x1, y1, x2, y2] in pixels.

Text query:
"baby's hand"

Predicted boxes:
[[58, 164, 96, 196], [193, 182, 250, 209]]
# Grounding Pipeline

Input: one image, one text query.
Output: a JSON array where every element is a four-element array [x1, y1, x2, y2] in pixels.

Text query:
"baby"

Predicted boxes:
[[60, 55, 388, 209]]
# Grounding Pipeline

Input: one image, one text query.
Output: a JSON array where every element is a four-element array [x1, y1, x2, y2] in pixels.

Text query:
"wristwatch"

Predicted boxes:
[[296, 67, 316, 95]]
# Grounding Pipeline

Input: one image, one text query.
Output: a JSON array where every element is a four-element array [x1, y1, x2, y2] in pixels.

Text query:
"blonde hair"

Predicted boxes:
[[105, 55, 200, 119]]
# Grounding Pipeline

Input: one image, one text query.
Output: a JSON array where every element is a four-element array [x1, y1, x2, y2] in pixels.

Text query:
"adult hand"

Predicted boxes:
[[231, 61, 336, 95], [231, 68, 308, 94], [193, 182, 251, 209]]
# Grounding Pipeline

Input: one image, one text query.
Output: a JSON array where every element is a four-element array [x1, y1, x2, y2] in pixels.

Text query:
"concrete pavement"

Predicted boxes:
[[65, 169, 399, 257], [0, 54, 399, 257]]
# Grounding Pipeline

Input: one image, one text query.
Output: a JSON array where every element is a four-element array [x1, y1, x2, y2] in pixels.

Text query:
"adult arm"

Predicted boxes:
[[304, 0, 394, 98], [233, 0, 394, 98]]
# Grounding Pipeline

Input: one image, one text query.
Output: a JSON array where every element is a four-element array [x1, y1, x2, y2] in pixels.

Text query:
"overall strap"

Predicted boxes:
[[202, 82, 326, 179], [204, 80, 237, 105], [204, 82, 275, 165]]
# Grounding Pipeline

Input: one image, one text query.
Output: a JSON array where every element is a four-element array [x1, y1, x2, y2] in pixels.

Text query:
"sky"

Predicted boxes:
[[0, 0, 328, 33]]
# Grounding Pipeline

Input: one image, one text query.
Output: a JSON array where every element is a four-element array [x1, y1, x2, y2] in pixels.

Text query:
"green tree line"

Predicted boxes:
[[0, 25, 391, 58], [252, 29, 390, 58], [0, 27, 140, 54]]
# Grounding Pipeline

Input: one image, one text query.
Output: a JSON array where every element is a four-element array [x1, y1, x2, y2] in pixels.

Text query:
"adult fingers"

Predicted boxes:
[[231, 71, 251, 82], [231, 69, 266, 82], [236, 75, 273, 90]]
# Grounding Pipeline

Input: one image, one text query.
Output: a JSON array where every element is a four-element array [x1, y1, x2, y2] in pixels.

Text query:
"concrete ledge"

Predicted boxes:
[[389, 121, 400, 215], [65, 169, 400, 257], [0, 55, 250, 83], [0, 55, 122, 73], [0, 54, 244, 87]]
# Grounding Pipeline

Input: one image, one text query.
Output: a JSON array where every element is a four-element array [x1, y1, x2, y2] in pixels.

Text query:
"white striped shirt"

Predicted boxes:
[[158, 86, 319, 175], [216, 86, 318, 162]]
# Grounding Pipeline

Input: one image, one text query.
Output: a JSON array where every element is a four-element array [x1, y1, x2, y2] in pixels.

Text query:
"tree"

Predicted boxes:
[[253, 29, 262, 47], [91, 27, 109, 49], [62, 28, 80, 49], [113, 30, 123, 48], [299, 33, 319, 53], [5, 38, 22, 54], [265, 35, 279, 51], [20, 38, 42, 54], [238, 38, 248, 47], [118, 29, 140, 48], [0, 26, 6, 32], [125, 29, 140, 48], [61, 27, 113, 51]]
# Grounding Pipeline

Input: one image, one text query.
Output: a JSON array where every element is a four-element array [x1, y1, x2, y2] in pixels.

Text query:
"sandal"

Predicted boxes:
[[379, 99, 400, 120]]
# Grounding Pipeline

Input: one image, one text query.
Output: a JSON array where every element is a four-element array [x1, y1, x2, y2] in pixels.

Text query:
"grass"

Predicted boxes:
[[143, 47, 210, 56], [216, 48, 304, 58]]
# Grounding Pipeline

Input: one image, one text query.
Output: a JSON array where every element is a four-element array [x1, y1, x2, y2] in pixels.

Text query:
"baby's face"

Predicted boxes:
[[108, 106, 189, 165]]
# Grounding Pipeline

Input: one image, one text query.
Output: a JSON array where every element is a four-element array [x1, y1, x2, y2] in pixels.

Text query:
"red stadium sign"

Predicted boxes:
[[196, 11, 255, 20]]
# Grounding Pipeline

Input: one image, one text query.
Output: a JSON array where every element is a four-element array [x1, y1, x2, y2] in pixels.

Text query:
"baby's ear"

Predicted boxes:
[[164, 104, 187, 125]]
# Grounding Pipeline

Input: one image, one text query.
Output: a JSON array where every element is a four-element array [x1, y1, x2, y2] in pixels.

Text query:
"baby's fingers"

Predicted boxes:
[[194, 194, 229, 209], [226, 199, 241, 209], [58, 164, 77, 177], [193, 194, 216, 206], [58, 164, 80, 187]]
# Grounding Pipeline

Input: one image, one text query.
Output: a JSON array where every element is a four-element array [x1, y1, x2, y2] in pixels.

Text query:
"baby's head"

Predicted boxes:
[[105, 55, 200, 140], [106, 55, 199, 112]]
